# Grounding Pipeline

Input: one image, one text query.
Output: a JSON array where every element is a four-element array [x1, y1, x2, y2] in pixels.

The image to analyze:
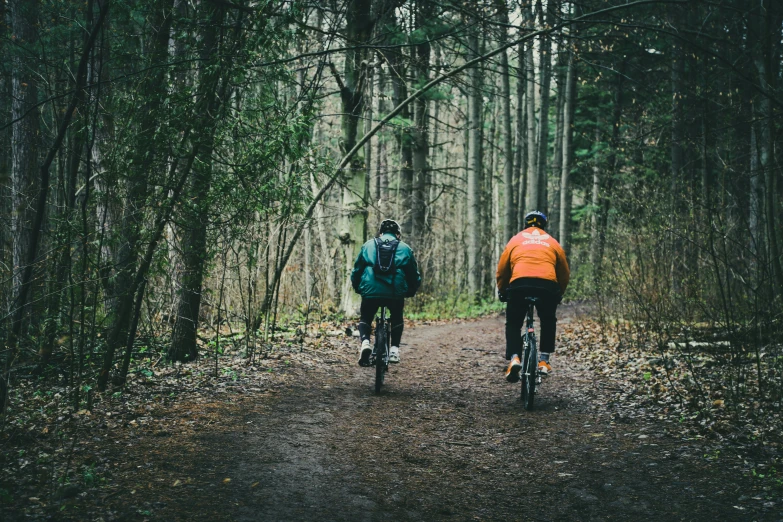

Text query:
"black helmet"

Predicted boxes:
[[524, 210, 548, 229], [378, 219, 401, 236]]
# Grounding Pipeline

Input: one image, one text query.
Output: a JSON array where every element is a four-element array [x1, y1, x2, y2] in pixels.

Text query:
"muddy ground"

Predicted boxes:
[[4, 305, 782, 521]]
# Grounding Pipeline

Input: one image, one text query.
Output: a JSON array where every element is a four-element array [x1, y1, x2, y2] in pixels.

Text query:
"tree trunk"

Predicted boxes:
[[106, 0, 174, 353], [753, 0, 783, 298], [411, 0, 431, 248], [535, 1, 552, 213], [514, 34, 526, 232], [497, 0, 515, 242], [589, 125, 601, 268], [98, 128, 198, 390], [169, 4, 227, 362], [749, 126, 762, 260], [374, 65, 386, 204], [467, 29, 483, 299], [559, 49, 576, 251], [5, 0, 107, 405], [550, 49, 566, 237], [390, 32, 413, 235], [596, 63, 625, 266], [337, 0, 372, 317], [10, 0, 40, 306], [0, 0, 11, 313], [669, 5, 685, 295], [365, 62, 374, 217], [524, 2, 538, 215], [311, 172, 336, 301]]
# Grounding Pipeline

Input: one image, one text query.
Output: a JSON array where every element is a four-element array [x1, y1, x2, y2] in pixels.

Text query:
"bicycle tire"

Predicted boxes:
[[374, 324, 386, 394], [521, 333, 537, 410]]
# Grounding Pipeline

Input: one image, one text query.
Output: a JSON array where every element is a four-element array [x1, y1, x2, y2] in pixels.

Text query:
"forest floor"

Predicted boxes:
[[2, 303, 783, 521]]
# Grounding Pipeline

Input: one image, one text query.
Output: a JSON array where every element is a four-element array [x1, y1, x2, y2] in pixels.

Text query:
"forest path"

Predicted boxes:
[[147, 308, 765, 521]]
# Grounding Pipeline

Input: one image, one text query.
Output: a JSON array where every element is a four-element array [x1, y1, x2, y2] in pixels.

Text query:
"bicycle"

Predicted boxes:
[[369, 306, 391, 394], [520, 297, 543, 410]]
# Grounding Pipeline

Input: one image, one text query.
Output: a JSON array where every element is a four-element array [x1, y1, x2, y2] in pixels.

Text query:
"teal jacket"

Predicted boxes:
[[351, 233, 421, 299]]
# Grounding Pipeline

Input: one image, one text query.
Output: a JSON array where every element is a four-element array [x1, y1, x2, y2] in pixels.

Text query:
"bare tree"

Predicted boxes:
[[467, 28, 483, 298]]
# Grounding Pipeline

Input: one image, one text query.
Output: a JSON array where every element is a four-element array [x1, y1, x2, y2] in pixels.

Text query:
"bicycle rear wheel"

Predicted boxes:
[[374, 325, 387, 394], [520, 333, 537, 410]]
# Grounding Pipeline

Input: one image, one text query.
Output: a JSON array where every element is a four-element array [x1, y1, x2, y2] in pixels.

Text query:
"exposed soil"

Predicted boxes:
[[4, 304, 782, 521]]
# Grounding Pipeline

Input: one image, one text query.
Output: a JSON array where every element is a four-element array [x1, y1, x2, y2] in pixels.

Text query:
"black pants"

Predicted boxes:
[[358, 298, 405, 347], [505, 284, 560, 360]]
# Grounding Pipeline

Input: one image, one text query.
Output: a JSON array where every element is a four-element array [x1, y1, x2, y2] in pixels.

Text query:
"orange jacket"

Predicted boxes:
[[496, 227, 570, 295]]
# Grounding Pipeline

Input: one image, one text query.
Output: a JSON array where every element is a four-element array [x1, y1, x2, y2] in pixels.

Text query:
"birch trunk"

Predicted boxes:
[[558, 50, 575, 251]]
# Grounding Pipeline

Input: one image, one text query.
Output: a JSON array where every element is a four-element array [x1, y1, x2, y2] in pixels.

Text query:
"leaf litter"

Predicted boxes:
[[1, 308, 781, 520]]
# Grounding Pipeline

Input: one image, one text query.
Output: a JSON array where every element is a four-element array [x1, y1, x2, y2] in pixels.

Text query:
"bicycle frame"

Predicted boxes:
[[521, 297, 541, 410], [370, 306, 391, 394]]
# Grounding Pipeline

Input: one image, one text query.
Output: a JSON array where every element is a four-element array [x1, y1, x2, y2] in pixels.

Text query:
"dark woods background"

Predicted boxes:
[[0, 0, 781, 423]]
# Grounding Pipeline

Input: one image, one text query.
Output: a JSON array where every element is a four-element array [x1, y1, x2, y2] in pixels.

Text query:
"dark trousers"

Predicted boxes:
[[505, 286, 559, 360], [358, 298, 405, 347]]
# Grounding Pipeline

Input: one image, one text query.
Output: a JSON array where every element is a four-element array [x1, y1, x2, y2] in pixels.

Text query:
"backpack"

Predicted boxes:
[[373, 237, 400, 275]]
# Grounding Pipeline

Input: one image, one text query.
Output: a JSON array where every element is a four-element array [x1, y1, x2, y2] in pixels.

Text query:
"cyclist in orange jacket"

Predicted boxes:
[[496, 211, 570, 383]]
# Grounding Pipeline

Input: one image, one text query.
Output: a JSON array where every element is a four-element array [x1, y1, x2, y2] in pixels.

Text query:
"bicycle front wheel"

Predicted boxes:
[[374, 327, 387, 394], [521, 333, 537, 410]]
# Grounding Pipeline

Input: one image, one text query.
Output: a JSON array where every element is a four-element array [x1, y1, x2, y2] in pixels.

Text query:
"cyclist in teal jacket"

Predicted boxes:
[[351, 219, 421, 366]]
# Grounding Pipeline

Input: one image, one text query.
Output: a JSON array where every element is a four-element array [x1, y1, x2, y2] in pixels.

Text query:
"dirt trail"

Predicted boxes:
[[110, 308, 775, 521]]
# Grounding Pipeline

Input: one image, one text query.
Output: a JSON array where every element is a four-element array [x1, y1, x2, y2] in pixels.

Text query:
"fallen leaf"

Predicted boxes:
[[223, 478, 231, 484], [173, 480, 182, 487]]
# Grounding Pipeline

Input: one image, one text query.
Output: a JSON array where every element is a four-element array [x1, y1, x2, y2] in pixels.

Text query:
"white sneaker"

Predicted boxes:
[[389, 346, 400, 363], [358, 340, 371, 366]]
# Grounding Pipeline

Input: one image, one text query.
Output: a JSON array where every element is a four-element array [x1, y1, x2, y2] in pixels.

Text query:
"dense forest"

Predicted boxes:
[[1, 0, 781, 426]]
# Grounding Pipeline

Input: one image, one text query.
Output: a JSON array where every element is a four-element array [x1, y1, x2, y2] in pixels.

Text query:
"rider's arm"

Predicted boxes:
[[554, 243, 570, 295], [496, 243, 513, 291], [404, 249, 421, 297], [350, 244, 368, 292]]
